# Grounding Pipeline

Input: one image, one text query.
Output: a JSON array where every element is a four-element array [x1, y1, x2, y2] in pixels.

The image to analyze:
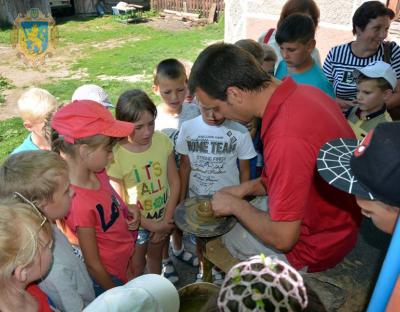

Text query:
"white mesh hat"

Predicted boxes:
[[72, 84, 114, 108], [218, 255, 308, 311]]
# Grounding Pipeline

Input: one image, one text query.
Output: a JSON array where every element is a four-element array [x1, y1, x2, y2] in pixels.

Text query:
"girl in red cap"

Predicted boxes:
[[51, 99, 137, 296]]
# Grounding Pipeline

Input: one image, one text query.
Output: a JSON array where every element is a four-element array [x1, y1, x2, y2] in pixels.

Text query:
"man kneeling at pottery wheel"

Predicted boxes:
[[188, 43, 361, 273]]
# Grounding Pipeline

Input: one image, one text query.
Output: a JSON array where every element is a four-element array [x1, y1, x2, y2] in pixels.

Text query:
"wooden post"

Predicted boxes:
[[207, 2, 216, 24]]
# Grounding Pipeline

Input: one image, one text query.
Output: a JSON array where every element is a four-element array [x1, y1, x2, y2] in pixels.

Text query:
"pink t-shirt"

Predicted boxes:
[[66, 170, 134, 282], [261, 77, 361, 272]]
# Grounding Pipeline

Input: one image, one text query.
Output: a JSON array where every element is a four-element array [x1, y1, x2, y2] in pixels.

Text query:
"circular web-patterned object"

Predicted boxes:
[[317, 138, 374, 200], [218, 255, 308, 311]]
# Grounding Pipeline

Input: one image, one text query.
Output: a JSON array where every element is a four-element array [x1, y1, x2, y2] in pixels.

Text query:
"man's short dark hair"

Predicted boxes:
[[276, 13, 315, 45], [352, 1, 395, 35], [189, 43, 271, 101]]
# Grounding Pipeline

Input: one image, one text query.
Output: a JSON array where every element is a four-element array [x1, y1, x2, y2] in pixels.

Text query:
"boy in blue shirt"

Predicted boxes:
[[275, 13, 335, 98]]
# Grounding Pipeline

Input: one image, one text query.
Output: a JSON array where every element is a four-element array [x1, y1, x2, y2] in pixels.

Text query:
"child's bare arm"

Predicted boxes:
[[179, 154, 191, 202], [109, 177, 140, 230], [165, 152, 180, 220], [239, 159, 251, 183], [77, 227, 116, 290]]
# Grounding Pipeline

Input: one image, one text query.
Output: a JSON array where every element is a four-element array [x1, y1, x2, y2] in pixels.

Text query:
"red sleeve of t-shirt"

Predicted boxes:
[[69, 192, 98, 230], [263, 136, 316, 221]]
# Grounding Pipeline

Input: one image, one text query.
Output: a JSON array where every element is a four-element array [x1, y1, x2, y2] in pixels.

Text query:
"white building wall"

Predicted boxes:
[[224, 0, 387, 59]]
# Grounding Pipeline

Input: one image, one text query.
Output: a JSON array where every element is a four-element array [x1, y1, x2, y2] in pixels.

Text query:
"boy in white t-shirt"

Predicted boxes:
[[176, 99, 256, 282]]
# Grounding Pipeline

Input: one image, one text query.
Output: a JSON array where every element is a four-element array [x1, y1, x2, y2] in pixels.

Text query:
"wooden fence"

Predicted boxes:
[[150, 0, 224, 19], [104, 1, 150, 13]]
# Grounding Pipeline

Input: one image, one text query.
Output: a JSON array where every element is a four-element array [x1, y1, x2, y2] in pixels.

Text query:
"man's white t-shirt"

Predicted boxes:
[[176, 116, 257, 196]]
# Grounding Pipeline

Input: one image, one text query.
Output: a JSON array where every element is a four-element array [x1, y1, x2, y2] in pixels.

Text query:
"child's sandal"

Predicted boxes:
[[195, 271, 203, 283], [173, 248, 199, 267], [162, 259, 179, 284]]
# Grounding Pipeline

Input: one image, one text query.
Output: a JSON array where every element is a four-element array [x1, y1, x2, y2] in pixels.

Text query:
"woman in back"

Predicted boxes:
[[258, 0, 321, 73], [323, 1, 400, 115]]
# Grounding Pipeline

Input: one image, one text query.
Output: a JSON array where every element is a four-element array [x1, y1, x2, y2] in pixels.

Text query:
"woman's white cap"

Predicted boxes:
[[83, 274, 180, 312]]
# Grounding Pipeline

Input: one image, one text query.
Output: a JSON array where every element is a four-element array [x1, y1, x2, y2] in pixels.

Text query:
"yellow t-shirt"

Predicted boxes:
[[107, 131, 173, 221]]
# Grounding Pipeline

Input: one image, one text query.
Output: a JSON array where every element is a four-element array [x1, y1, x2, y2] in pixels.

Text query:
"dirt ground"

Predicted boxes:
[[0, 17, 195, 121]]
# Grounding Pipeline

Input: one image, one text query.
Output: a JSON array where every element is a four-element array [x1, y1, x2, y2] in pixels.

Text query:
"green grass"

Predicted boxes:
[[41, 18, 223, 105], [0, 76, 14, 105], [0, 118, 27, 161], [0, 26, 11, 44], [0, 15, 224, 162]]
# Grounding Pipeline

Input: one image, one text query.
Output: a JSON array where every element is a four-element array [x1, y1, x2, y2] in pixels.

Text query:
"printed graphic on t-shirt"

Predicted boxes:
[[176, 117, 256, 197], [95, 194, 120, 232], [128, 160, 169, 220], [186, 132, 238, 195], [342, 71, 355, 84]]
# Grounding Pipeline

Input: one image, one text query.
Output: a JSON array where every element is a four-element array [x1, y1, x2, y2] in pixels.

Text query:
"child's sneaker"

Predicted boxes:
[[195, 269, 203, 283], [172, 246, 199, 267], [161, 259, 179, 284]]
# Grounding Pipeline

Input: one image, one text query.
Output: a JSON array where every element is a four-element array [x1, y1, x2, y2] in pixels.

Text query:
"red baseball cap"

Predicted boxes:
[[51, 100, 134, 143]]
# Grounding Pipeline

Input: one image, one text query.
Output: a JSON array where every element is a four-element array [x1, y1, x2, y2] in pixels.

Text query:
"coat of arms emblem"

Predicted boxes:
[[11, 8, 58, 67]]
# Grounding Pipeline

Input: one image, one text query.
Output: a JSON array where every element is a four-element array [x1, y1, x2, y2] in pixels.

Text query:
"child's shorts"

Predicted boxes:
[[92, 275, 124, 297], [136, 229, 150, 245]]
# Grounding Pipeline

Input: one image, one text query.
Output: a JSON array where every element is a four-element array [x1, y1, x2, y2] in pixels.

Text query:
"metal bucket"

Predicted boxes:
[[178, 282, 220, 312]]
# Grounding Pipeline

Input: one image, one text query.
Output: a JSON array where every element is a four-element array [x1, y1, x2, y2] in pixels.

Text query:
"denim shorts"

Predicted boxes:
[[136, 229, 150, 245]]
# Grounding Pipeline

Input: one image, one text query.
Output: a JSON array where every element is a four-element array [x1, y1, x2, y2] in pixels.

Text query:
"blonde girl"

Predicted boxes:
[[0, 150, 96, 311], [0, 197, 53, 312], [108, 89, 180, 277]]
